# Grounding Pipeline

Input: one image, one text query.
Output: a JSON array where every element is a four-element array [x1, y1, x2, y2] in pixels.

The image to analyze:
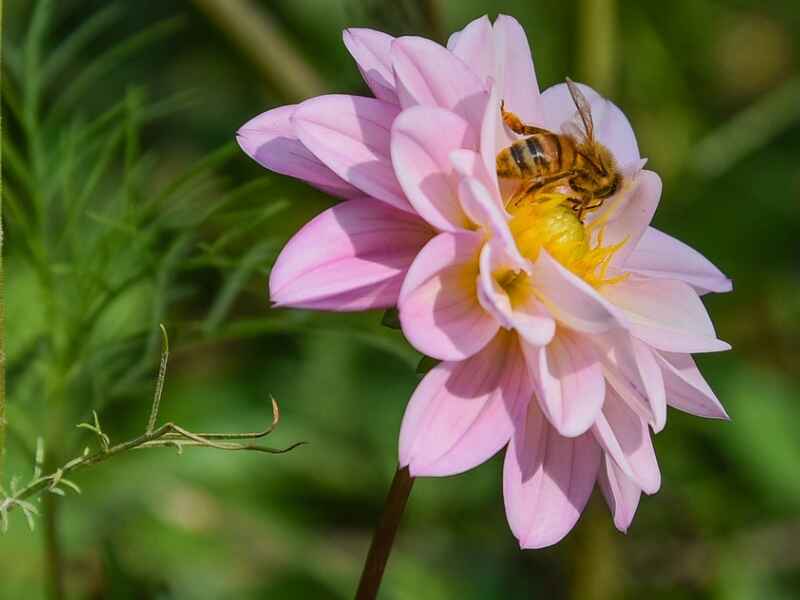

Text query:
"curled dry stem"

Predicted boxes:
[[0, 325, 303, 531]]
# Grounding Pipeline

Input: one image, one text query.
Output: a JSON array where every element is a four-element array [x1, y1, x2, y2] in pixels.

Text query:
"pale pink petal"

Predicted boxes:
[[399, 232, 498, 360], [603, 278, 730, 353], [493, 15, 542, 125], [592, 389, 661, 494], [630, 337, 667, 430], [476, 244, 555, 346], [603, 170, 662, 268], [598, 455, 641, 533], [343, 28, 398, 104], [477, 243, 514, 329], [458, 176, 521, 263], [625, 227, 733, 294], [237, 105, 360, 198], [270, 198, 433, 311], [292, 95, 411, 212], [391, 36, 488, 125], [531, 250, 623, 333], [593, 331, 666, 432], [511, 296, 557, 347], [399, 331, 532, 476], [504, 400, 601, 549], [480, 82, 505, 188], [447, 16, 495, 85], [601, 359, 656, 430], [449, 148, 501, 206], [391, 107, 476, 231], [446, 30, 461, 50], [522, 332, 605, 437], [539, 82, 640, 166], [656, 351, 729, 419]]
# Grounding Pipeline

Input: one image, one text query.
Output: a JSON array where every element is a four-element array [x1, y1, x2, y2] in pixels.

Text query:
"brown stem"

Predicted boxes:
[[355, 467, 414, 600], [43, 493, 66, 600]]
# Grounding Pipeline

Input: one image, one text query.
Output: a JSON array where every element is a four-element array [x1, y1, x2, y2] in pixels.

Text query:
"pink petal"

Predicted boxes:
[[342, 28, 398, 104], [270, 198, 433, 310], [539, 82, 640, 166], [523, 332, 605, 437], [531, 250, 623, 333], [493, 15, 542, 125], [292, 94, 411, 212], [603, 278, 730, 353], [598, 454, 641, 533], [480, 82, 504, 188], [504, 400, 601, 549], [625, 227, 733, 295], [477, 244, 555, 346], [449, 148, 501, 206], [630, 337, 667, 430], [655, 351, 729, 419], [458, 176, 520, 261], [237, 105, 360, 198], [594, 331, 666, 432], [391, 107, 476, 231], [447, 16, 495, 85], [399, 232, 498, 361], [603, 170, 662, 268], [399, 331, 532, 476], [592, 389, 661, 494], [391, 36, 488, 126], [477, 243, 514, 329]]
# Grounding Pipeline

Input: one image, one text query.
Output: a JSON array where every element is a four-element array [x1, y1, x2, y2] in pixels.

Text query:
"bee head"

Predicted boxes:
[[575, 144, 619, 198]]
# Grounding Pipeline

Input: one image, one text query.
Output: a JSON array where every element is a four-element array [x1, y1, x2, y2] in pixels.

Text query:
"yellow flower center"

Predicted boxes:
[[505, 193, 628, 289]]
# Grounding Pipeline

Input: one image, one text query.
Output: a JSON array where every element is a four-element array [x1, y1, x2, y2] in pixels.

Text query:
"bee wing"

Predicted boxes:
[[560, 121, 585, 142], [564, 78, 595, 143]]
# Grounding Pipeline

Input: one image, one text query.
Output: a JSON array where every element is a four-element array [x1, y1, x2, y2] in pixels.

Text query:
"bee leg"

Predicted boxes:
[[501, 100, 550, 136], [580, 198, 606, 218]]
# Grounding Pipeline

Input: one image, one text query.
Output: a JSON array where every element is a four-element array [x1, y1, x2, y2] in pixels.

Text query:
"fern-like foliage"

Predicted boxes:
[[1, 0, 291, 527]]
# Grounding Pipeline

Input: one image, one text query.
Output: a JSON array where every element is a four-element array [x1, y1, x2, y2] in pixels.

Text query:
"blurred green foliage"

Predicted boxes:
[[1, 0, 799, 599]]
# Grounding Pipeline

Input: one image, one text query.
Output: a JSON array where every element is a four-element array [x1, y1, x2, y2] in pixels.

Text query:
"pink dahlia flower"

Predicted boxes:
[[238, 15, 732, 547]]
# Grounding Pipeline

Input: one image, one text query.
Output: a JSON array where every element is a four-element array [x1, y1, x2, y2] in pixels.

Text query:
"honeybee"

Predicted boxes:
[[496, 78, 621, 220]]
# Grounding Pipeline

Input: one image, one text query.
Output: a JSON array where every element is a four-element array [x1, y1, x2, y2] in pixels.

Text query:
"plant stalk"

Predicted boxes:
[[355, 467, 414, 600], [578, 0, 617, 95], [190, 0, 326, 101], [43, 488, 65, 600]]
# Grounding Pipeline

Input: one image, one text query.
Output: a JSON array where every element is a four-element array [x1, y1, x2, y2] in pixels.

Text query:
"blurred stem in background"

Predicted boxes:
[[691, 74, 800, 178], [420, 0, 443, 43], [577, 0, 617, 95], [574, 3, 621, 596], [190, 0, 327, 101], [43, 494, 65, 600]]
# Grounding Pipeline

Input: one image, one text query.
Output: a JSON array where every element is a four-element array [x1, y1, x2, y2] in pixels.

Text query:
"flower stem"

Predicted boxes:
[[355, 466, 414, 600]]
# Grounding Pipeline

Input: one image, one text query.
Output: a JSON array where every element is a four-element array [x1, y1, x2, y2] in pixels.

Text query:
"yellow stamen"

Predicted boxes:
[[505, 192, 628, 289]]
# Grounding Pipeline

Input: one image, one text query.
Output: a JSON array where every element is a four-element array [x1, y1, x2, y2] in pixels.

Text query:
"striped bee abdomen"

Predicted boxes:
[[496, 132, 577, 179]]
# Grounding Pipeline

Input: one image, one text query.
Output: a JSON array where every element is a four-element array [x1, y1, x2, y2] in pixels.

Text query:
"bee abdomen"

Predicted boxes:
[[496, 133, 573, 178]]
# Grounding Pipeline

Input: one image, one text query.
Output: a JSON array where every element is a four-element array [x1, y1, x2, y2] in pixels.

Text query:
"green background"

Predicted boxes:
[[2, 0, 799, 598]]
